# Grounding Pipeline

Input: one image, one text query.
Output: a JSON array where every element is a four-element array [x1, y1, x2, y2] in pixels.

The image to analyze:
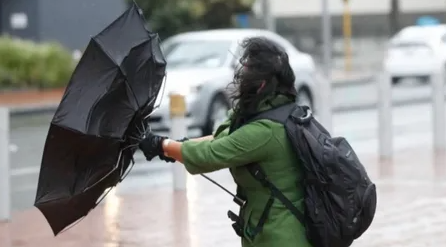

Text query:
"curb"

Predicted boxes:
[[9, 104, 58, 116], [8, 91, 440, 116], [333, 96, 440, 113]]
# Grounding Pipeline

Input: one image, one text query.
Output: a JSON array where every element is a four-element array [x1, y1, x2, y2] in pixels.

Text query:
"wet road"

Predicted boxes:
[[8, 79, 445, 212], [6, 148, 446, 247]]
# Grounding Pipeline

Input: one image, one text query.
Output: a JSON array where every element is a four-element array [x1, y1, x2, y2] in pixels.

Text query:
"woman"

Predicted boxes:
[[139, 37, 312, 247]]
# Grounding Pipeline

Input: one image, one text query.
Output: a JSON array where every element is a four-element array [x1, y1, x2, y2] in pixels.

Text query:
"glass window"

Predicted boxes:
[[162, 40, 232, 69]]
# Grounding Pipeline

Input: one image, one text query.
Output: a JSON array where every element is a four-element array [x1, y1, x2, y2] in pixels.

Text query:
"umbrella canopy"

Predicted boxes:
[[34, 2, 166, 236]]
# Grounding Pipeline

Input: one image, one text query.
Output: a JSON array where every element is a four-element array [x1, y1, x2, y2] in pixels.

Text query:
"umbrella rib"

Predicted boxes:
[[91, 37, 120, 65], [123, 79, 141, 110], [91, 37, 145, 117]]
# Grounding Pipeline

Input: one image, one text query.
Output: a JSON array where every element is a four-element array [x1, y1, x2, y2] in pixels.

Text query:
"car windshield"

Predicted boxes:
[[162, 40, 232, 69]]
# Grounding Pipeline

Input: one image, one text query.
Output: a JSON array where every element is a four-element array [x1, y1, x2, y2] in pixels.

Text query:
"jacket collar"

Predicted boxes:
[[257, 94, 294, 113]]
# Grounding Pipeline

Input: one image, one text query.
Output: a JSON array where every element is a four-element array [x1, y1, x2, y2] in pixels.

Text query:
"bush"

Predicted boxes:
[[0, 35, 76, 89]]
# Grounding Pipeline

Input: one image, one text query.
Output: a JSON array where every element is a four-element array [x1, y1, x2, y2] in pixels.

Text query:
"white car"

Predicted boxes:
[[150, 28, 318, 135], [384, 24, 446, 85]]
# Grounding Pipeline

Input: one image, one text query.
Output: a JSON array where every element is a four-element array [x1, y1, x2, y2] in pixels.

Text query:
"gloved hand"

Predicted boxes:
[[159, 154, 176, 163], [158, 137, 189, 163], [139, 132, 167, 161]]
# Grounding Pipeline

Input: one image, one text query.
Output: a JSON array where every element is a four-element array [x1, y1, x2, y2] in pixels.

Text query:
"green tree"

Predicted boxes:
[[131, 0, 200, 39], [130, 0, 254, 39], [198, 0, 253, 29]]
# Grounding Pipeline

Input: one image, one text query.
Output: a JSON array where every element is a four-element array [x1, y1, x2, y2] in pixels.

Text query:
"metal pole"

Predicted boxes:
[[0, 107, 10, 222], [319, 0, 333, 133], [342, 0, 352, 72], [378, 71, 393, 159], [262, 0, 275, 32], [432, 63, 446, 151], [169, 94, 187, 190]]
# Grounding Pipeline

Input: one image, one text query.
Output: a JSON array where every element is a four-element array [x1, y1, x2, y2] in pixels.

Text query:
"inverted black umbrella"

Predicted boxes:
[[34, 2, 166, 236]]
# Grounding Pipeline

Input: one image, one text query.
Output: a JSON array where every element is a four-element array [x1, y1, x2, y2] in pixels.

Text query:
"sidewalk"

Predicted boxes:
[[2, 147, 446, 247], [0, 89, 64, 107], [0, 89, 64, 114]]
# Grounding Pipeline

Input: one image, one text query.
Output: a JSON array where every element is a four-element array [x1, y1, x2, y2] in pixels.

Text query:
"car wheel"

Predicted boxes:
[[296, 87, 313, 110], [202, 94, 230, 136]]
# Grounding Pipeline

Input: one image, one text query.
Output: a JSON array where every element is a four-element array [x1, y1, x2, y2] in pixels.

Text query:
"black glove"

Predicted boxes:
[[139, 132, 166, 161], [159, 154, 176, 163], [158, 137, 189, 163]]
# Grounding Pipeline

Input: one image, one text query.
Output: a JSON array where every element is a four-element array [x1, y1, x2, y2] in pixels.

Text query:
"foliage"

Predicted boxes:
[[131, 0, 254, 39], [0, 36, 75, 89]]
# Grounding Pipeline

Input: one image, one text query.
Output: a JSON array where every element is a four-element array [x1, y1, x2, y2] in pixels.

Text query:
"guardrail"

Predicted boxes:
[[316, 62, 445, 159], [377, 63, 446, 159], [0, 107, 10, 222]]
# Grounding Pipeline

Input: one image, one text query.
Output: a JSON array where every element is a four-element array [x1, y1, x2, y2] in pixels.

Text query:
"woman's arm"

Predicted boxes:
[[161, 120, 274, 174], [158, 135, 214, 164], [189, 135, 214, 142], [162, 140, 184, 162]]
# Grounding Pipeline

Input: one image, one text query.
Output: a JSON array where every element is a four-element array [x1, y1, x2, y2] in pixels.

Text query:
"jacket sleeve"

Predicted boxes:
[[212, 109, 233, 139], [181, 120, 274, 174], [213, 119, 230, 139]]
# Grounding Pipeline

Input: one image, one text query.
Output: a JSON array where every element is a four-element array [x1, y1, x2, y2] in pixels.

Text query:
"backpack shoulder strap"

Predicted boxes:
[[241, 103, 306, 233], [248, 102, 297, 124], [245, 164, 305, 223]]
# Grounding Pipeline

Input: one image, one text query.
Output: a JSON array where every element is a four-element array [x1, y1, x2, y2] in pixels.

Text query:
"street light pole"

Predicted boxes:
[[342, 0, 352, 72], [319, 0, 333, 133], [261, 0, 275, 32]]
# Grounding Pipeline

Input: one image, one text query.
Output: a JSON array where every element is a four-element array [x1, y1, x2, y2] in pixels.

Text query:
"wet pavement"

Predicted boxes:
[[3, 80, 446, 246], [1, 147, 446, 247], [8, 101, 441, 212], [3, 105, 446, 246]]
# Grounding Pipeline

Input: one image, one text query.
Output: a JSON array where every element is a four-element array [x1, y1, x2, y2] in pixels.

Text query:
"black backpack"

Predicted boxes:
[[223, 103, 377, 247]]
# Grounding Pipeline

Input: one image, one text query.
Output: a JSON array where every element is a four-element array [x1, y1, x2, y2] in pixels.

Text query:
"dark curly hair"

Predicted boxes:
[[229, 36, 297, 125]]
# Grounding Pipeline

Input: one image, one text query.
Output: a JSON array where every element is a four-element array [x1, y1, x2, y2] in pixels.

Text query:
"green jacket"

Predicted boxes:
[[181, 95, 312, 247]]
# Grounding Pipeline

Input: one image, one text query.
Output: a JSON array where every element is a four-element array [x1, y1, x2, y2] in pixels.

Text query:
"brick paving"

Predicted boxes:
[[1, 147, 446, 246]]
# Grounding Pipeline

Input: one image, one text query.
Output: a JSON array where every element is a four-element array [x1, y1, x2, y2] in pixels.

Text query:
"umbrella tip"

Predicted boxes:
[[131, 1, 144, 16]]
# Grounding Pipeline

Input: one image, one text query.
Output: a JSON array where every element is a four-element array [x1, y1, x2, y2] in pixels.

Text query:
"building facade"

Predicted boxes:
[[0, 0, 126, 50], [249, 0, 446, 71]]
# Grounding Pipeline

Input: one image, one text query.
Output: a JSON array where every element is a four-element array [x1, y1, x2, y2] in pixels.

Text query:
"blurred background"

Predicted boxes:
[[1, 0, 446, 209], [1, 1, 446, 245], [1, 0, 445, 75]]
